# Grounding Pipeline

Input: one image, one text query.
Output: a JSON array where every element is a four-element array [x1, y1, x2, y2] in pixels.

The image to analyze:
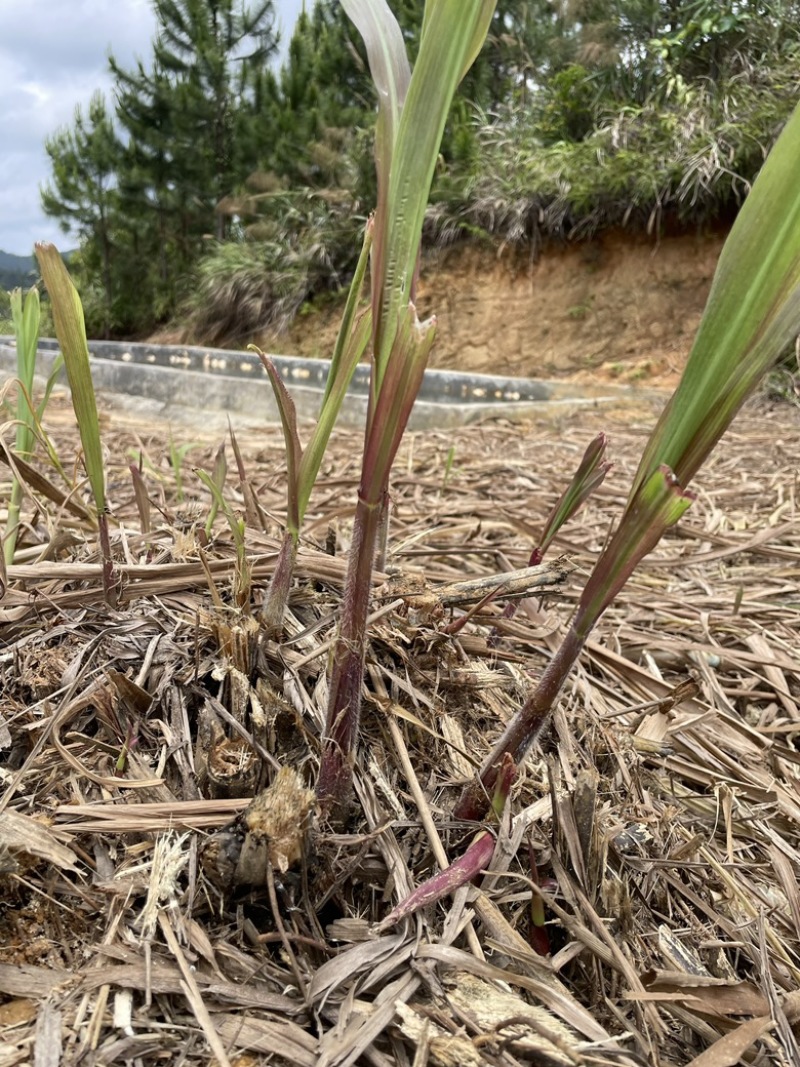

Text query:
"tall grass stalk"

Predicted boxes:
[[4, 288, 41, 565], [316, 0, 497, 815], [455, 98, 800, 821]]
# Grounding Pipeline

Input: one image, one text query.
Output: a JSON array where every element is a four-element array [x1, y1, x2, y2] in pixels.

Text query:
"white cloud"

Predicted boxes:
[[0, 0, 305, 256], [0, 0, 156, 254]]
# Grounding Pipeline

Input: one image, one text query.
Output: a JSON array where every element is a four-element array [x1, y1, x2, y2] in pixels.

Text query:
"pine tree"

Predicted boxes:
[[111, 0, 279, 241], [41, 91, 121, 335], [266, 4, 371, 188], [265, 1, 556, 197], [110, 57, 199, 321], [107, 0, 280, 328], [41, 0, 282, 335]]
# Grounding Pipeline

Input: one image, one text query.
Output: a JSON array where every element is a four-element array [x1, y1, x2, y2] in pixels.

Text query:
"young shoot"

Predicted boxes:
[[4, 287, 41, 565], [316, 0, 498, 816], [35, 243, 117, 604], [253, 219, 373, 632], [455, 98, 800, 821]]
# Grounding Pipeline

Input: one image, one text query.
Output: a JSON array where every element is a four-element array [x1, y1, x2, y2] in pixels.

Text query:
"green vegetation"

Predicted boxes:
[[35, 245, 116, 603], [297, 0, 800, 840], [42, 0, 279, 337], [252, 215, 373, 635], [3, 288, 42, 565], [4, 9, 800, 1055], [315, 0, 497, 814], [1, 287, 64, 567], [171, 0, 800, 823], [39, 0, 800, 343]]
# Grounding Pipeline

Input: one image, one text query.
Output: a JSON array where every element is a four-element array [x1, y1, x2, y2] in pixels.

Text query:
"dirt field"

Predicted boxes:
[[2, 377, 800, 1064], [283, 230, 726, 388]]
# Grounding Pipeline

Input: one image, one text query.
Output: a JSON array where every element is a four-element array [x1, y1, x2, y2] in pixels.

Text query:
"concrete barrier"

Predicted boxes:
[[0, 337, 659, 430]]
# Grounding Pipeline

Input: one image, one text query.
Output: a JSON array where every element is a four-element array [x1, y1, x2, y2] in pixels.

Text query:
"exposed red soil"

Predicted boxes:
[[283, 229, 726, 388]]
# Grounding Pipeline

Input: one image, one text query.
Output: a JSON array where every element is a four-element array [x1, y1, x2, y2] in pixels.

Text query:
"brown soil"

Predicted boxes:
[[283, 230, 725, 387]]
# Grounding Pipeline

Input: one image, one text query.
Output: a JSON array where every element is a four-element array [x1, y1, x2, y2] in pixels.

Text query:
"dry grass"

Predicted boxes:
[[1, 392, 799, 1066]]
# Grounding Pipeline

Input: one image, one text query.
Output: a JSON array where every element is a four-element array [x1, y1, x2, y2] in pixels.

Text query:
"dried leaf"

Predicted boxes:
[[685, 1016, 773, 1067], [0, 812, 78, 872]]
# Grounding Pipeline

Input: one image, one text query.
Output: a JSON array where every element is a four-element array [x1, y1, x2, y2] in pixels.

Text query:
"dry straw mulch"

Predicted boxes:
[[1, 392, 799, 1066]]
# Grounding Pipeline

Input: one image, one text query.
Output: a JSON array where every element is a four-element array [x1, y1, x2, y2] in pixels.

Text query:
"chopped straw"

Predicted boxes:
[[1, 392, 799, 1065]]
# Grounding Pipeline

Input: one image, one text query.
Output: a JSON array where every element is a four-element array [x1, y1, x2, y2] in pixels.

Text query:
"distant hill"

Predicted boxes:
[[0, 250, 37, 291]]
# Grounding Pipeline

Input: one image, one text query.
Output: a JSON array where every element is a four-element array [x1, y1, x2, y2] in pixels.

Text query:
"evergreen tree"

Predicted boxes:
[[107, 0, 280, 330], [110, 60, 184, 323], [266, 4, 371, 189], [41, 92, 121, 335], [41, 0, 282, 335], [262, 1, 561, 198], [234, 62, 281, 178], [111, 0, 279, 241]]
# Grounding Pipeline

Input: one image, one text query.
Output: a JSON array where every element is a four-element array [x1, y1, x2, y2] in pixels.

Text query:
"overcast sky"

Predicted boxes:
[[0, 0, 305, 256]]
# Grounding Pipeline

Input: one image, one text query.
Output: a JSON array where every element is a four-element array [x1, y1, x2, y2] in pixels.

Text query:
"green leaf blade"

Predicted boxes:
[[35, 243, 106, 514], [578, 467, 694, 637], [631, 101, 800, 498]]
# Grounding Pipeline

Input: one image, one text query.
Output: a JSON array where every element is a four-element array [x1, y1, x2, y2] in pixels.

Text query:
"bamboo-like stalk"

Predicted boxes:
[[316, 492, 385, 809], [455, 626, 585, 821], [315, 2, 497, 817]]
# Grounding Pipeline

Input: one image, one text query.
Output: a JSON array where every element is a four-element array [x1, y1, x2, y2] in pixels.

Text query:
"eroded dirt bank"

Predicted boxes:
[[283, 229, 726, 386]]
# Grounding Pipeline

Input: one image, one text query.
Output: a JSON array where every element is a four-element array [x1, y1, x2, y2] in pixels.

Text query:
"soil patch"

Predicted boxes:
[[283, 230, 725, 388]]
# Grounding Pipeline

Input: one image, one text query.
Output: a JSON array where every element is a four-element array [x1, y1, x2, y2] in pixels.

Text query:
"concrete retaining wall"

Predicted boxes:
[[0, 338, 653, 430]]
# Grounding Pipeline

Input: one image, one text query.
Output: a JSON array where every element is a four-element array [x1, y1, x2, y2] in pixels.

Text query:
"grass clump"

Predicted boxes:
[[187, 179, 365, 347], [31, 0, 800, 846]]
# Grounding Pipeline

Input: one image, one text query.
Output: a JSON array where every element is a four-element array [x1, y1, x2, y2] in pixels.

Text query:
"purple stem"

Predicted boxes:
[[375, 830, 496, 932], [98, 513, 118, 607], [316, 493, 384, 815], [453, 625, 585, 822]]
